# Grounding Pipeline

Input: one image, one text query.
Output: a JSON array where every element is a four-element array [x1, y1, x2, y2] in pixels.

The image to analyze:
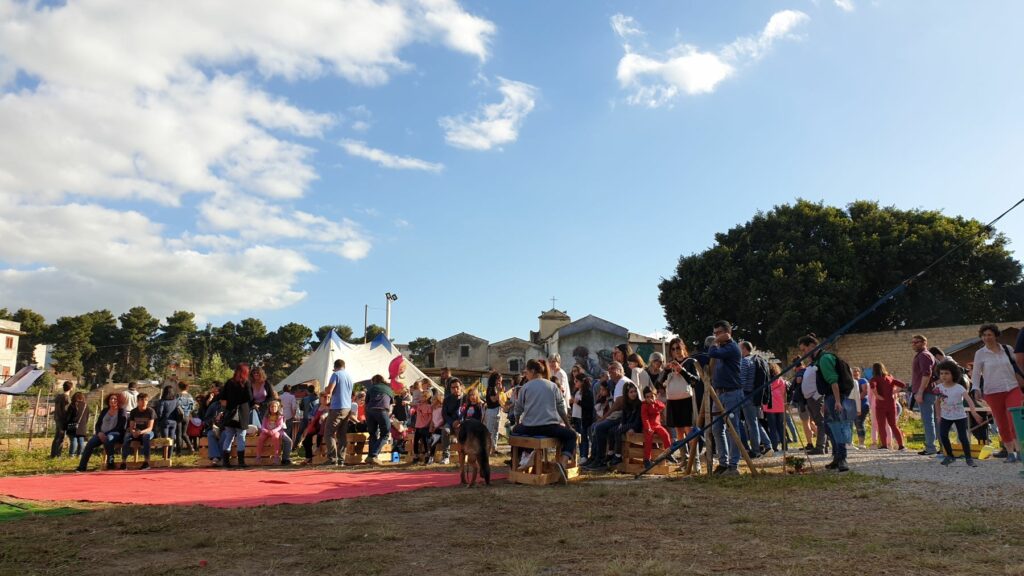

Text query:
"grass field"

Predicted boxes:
[[2, 410, 1019, 576], [1, 471, 1022, 576]]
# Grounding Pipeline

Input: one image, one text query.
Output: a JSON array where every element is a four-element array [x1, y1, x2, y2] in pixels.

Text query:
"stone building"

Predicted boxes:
[[434, 332, 489, 371], [487, 337, 545, 374], [0, 319, 25, 410]]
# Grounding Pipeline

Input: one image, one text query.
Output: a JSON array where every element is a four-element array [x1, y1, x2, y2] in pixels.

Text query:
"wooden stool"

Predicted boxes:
[[116, 438, 173, 469], [508, 436, 578, 485], [618, 431, 672, 475]]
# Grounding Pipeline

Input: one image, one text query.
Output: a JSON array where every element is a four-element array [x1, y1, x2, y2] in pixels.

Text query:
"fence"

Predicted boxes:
[[0, 412, 54, 436]]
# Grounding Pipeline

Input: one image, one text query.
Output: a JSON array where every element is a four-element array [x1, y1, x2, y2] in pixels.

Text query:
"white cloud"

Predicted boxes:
[[347, 105, 373, 132], [835, 0, 856, 12], [0, 203, 314, 319], [613, 10, 810, 107], [440, 77, 538, 150], [417, 0, 495, 61], [340, 139, 444, 172], [610, 14, 643, 39], [0, 0, 494, 318]]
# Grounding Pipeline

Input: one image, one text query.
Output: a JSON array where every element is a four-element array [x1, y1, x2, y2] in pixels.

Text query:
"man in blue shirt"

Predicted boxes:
[[323, 359, 354, 466], [708, 320, 743, 475]]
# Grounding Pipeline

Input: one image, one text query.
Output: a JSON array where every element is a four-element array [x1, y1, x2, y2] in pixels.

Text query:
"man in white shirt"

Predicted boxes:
[[548, 354, 571, 409], [280, 385, 298, 439]]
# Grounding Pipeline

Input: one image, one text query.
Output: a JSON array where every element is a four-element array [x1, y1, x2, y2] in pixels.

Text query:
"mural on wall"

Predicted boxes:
[[571, 345, 610, 379]]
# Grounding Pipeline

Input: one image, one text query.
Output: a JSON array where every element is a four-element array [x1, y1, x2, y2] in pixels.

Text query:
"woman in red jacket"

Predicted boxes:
[[870, 363, 906, 450]]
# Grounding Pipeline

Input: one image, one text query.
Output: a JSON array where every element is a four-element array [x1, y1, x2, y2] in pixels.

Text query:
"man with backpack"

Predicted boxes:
[[739, 341, 772, 456], [799, 334, 855, 472]]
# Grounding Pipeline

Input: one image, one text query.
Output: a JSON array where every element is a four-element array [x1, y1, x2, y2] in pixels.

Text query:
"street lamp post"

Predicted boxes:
[[385, 292, 398, 340]]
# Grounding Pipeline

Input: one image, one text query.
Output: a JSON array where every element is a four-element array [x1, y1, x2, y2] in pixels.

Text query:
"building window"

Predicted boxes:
[[1, 365, 9, 379], [3, 337, 12, 350], [459, 344, 470, 358], [508, 358, 521, 373]]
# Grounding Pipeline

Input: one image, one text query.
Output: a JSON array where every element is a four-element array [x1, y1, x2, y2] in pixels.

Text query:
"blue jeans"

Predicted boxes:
[[740, 400, 770, 452], [825, 396, 855, 462], [69, 435, 86, 456], [713, 389, 744, 469], [764, 413, 785, 451], [572, 418, 590, 460], [366, 409, 390, 458], [206, 429, 223, 459], [122, 432, 154, 460], [590, 417, 620, 463], [77, 432, 121, 470], [221, 426, 247, 454], [161, 421, 177, 441], [919, 392, 938, 453]]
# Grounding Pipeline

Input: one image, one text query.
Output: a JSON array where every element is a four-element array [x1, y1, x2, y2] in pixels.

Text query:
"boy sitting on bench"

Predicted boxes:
[[120, 393, 156, 470]]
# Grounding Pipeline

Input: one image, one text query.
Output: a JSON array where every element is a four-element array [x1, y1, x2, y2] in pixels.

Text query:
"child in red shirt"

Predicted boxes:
[[642, 386, 672, 466]]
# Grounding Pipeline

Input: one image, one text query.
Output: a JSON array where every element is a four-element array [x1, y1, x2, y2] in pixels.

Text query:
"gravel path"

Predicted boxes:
[[805, 446, 1024, 510]]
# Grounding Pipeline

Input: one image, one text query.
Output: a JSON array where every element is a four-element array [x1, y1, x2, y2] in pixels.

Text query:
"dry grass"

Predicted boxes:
[[1, 471, 1021, 576]]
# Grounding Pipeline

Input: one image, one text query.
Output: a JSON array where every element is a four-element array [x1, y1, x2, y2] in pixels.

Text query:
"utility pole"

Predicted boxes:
[[364, 304, 369, 344]]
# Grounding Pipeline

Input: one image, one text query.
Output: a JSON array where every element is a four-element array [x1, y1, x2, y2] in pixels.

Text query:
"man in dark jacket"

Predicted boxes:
[[438, 379, 464, 465], [50, 381, 72, 458]]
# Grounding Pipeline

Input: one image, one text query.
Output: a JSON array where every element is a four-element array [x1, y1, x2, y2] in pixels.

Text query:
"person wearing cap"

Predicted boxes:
[[708, 320, 743, 475]]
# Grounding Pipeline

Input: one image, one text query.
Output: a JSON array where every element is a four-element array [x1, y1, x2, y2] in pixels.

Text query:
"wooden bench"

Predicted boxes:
[[197, 435, 296, 466], [617, 431, 673, 475], [107, 437, 173, 469], [508, 436, 578, 485]]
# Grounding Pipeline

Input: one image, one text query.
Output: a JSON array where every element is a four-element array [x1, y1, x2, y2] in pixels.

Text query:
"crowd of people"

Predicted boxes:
[[51, 321, 1024, 478]]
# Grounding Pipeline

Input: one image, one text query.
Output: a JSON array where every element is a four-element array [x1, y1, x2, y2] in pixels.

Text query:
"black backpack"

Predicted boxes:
[[752, 355, 772, 405], [815, 353, 855, 397]]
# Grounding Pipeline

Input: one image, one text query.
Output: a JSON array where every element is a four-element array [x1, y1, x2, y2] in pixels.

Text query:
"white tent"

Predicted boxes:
[[0, 365, 45, 395], [274, 331, 436, 392]]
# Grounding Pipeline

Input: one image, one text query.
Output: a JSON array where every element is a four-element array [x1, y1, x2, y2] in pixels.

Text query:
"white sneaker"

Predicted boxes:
[[441, 457, 450, 465]]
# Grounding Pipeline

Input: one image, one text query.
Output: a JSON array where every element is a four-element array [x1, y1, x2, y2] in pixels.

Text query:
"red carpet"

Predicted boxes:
[[0, 469, 502, 508]]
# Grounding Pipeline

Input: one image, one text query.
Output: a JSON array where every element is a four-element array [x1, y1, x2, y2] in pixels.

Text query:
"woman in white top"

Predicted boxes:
[[663, 338, 702, 469], [971, 324, 1023, 463], [627, 353, 652, 393]]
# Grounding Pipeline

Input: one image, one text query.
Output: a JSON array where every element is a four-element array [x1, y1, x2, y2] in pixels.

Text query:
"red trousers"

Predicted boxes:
[[644, 425, 671, 460], [985, 387, 1023, 445], [875, 400, 904, 448]]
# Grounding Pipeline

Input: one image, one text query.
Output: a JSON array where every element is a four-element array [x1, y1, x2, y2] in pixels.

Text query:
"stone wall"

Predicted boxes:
[[826, 321, 1024, 381]]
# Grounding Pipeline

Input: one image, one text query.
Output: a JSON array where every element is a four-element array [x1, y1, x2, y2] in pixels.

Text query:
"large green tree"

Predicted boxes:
[[10, 308, 47, 369], [46, 316, 96, 380], [82, 310, 120, 386], [152, 310, 197, 378], [117, 306, 160, 380], [314, 324, 355, 347], [406, 337, 436, 367], [659, 200, 1024, 358], [364, 324, 387, 343], [264, 322, 312, 383]]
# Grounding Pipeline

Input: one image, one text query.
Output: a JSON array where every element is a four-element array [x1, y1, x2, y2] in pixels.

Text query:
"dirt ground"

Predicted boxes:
[[1, 470, 1022, 576]]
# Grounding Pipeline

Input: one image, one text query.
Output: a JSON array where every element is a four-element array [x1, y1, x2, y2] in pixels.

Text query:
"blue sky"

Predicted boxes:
[[1, 0, 1022, 345]]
